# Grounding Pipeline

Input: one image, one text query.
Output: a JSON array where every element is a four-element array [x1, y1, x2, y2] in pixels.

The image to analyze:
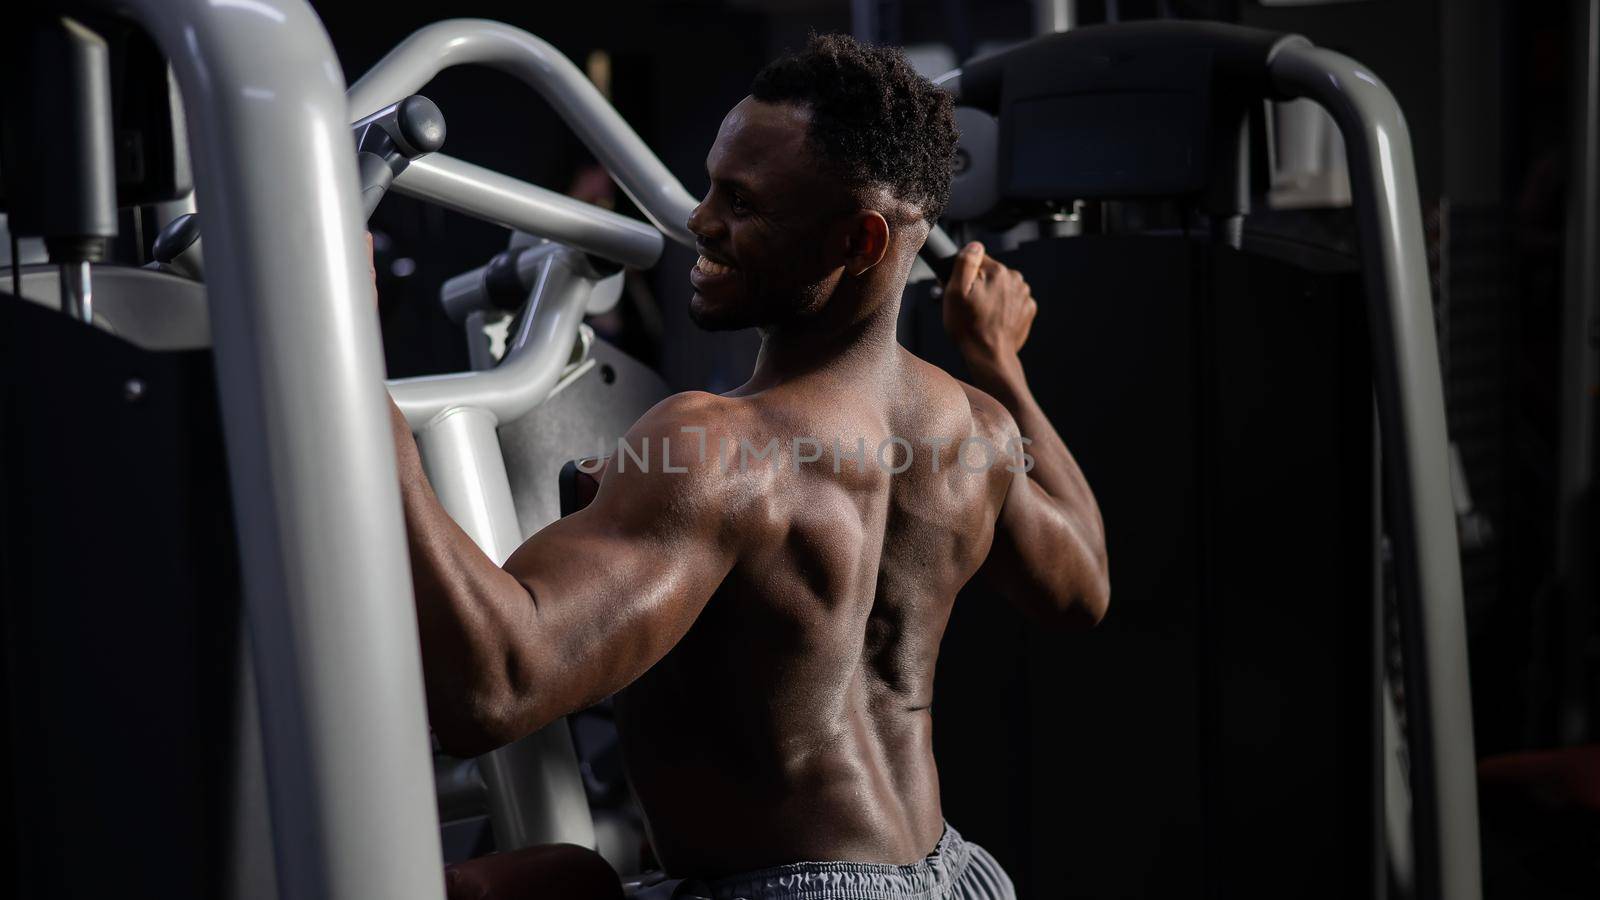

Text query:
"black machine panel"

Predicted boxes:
[[1007, 91, 1205, 199], [0, 294, 241, 898], [498, 337, 673, 540], [902, 234, 1376, 898], [0, 21, 191, 214], [955, 23, 1304, 220]]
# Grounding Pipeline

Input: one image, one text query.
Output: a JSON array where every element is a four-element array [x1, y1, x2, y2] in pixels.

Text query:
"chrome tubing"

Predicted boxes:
[[1271, 43, 1480, 900], [395, 155, 664, 269], [109, 2, 445, 899], [348, 19, 698, 249], [59, 259, 93, 322], [414, 407, 524, 564], [392, 243, 605, 851], [387, 243, 606, 429]]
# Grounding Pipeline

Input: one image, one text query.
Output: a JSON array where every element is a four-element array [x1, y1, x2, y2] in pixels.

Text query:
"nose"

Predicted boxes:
[[687, 196, 723, 242]]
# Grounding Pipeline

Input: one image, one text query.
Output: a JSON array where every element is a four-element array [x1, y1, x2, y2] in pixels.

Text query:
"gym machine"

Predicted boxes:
[[1, 4, 680, 898], [911, 22, 1477, 900], [348, 18, 691, 864], [2, 3, 441, 897], [1, 5, 1477, 900]]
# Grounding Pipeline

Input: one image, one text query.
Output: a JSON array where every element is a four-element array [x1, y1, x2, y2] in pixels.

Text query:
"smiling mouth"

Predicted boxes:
[[695, 255, 734, 276]]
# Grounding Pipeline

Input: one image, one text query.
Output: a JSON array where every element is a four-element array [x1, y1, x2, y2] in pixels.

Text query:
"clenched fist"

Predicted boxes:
[[941, 241, 1037, 371]]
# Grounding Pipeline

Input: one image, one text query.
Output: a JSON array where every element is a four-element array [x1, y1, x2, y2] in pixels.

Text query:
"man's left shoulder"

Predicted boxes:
[[955, 380, 1020, 444]]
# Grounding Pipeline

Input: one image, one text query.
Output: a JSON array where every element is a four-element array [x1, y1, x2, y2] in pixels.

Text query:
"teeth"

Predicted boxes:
[[696, 255, 731, 276]]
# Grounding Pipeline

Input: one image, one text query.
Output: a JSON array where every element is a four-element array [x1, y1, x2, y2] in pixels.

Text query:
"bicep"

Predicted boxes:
[[500, 465, 735, 720]]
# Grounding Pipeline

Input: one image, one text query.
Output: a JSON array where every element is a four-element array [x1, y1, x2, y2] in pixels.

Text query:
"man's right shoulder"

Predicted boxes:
[[641, 389, 733, 419], [613, 391, 781, 551], [630, 391, 757, 446], [618, 391, 774, 491]]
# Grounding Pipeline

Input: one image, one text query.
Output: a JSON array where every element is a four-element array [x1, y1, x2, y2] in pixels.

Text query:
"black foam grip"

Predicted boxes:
[[396, 95, 446, 156], [151, 212, 200, 264]]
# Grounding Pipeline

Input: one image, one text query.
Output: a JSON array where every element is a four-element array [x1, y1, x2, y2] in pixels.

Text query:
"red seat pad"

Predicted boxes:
[[445, 843, 624, 900], [1478, 745, 1600, 814]]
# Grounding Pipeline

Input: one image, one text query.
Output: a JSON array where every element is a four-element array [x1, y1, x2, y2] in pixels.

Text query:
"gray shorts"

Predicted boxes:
[[636, 823, 1017, 900]]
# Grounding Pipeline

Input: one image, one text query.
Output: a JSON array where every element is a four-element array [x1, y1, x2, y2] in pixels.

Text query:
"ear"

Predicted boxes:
[[842, 210, 890, 277]]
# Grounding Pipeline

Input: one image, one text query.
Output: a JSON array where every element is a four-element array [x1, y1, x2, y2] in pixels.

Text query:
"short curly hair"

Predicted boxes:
[[751, 33, 958, 224]]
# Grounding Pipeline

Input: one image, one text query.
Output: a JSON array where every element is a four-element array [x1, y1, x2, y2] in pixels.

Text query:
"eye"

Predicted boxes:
[[728, 191, 751, 216]]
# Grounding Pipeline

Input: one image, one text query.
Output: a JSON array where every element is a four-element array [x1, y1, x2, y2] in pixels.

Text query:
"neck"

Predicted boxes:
[[740, 277, 904, 393]]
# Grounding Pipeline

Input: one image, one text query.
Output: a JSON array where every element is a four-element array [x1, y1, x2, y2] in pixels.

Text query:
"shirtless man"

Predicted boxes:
[[393, 34, 1108, 900]]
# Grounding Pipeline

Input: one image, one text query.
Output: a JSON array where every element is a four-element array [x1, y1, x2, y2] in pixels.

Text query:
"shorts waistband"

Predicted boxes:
[[692, 824, 974, 900]]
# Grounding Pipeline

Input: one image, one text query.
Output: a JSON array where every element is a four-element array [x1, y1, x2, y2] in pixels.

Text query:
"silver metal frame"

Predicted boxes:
[[341, 14, 706, 857], [106, 2, 446, 899], [347, 19, 699, 251], [352, 22, 694, 854], [389, 244, 614, 428], [355, 20, 676, 849], [396, 154, 665, 269], [1269, 44, 1481, 900], [1557, 0, 1600, 744], [394, 248, 608, 853]]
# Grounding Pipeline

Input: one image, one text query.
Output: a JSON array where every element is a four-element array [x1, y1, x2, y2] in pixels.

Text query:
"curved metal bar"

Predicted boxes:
[[1271, 44, 1480, 900], [109, 2, 446, 899], [391, 243, 603, 851], [394, 154, 663, 269], [415, 406, 526, 562], [388, 244, 597, 428], [348, 19, 698, 249]]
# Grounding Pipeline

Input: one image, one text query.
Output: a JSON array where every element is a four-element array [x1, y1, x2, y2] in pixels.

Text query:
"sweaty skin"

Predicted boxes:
[[389, 97, 1108, 878]]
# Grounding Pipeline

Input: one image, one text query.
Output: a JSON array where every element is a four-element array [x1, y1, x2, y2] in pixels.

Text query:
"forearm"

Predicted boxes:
[[388, 397, 537, 754]]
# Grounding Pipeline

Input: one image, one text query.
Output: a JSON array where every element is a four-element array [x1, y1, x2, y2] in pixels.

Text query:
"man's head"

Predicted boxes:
[[687, 34, 958, 332]]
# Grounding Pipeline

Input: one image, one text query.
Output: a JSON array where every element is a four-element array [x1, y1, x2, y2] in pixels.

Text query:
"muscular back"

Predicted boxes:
[[615, 348, 1016, 876]]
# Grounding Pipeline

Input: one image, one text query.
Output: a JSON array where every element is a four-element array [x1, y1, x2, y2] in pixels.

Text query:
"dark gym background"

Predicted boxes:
[[307, 0, 1595, 896]]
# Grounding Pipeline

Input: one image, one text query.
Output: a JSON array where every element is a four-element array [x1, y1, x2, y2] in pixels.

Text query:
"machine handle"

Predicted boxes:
[[353, 94, 447, 217], [920, 252, 957, 284], [151, 95, 446, 275]]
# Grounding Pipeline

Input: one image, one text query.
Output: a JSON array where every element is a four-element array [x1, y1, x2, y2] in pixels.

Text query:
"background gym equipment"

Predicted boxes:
[[905, 22, 1476, 900], [1, 4, 678, 897], [3, 3, 442, 898], [347, 19, 691, 861]]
